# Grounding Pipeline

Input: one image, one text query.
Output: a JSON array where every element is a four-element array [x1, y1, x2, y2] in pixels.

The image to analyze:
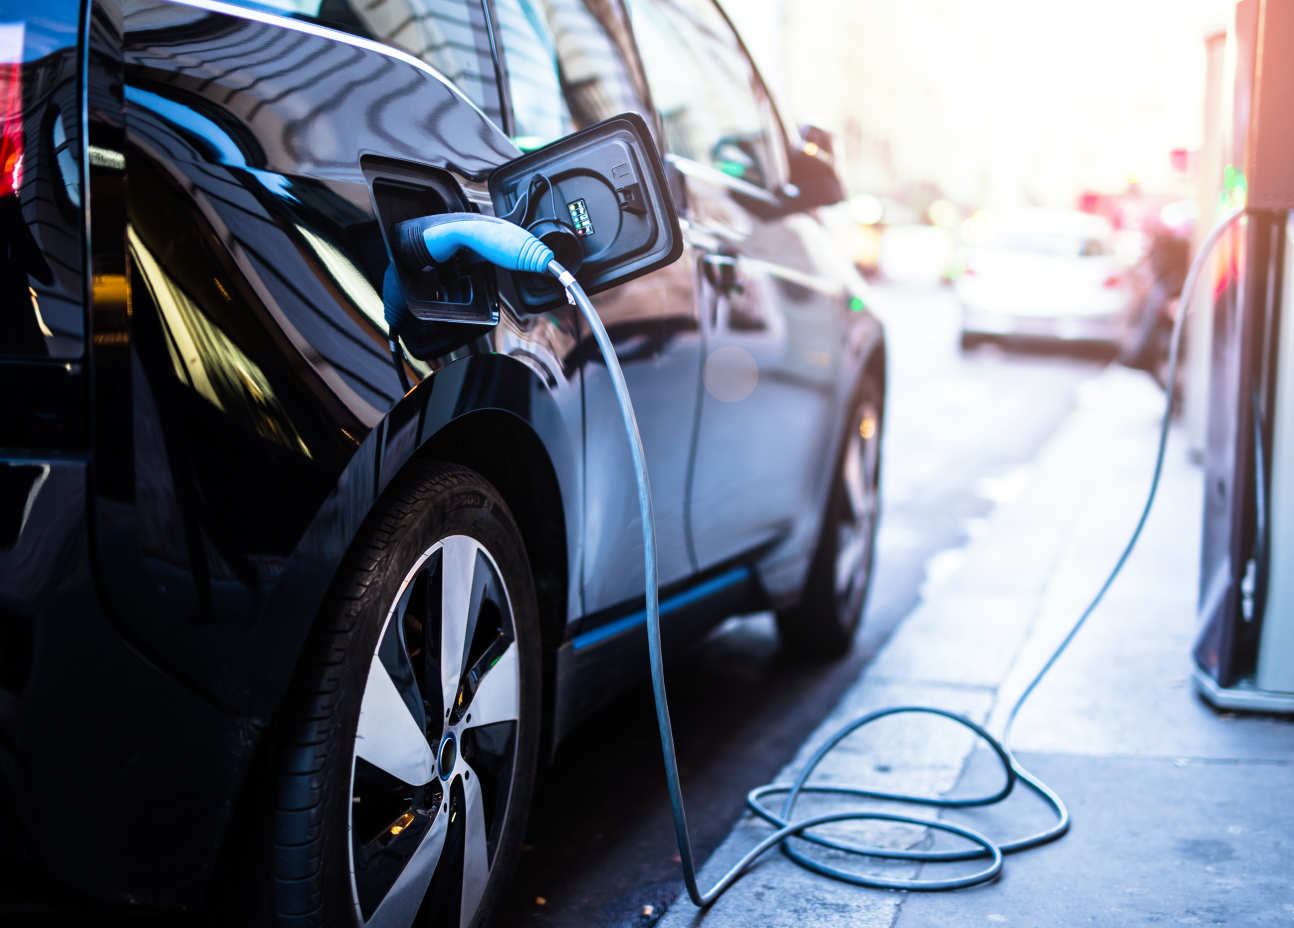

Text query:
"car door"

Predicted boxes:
[[625, 0, 850, 595], [490, 0, 705, 621]]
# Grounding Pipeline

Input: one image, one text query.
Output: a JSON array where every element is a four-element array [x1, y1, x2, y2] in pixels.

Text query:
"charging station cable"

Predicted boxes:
[[400, 205, 1244, 904]]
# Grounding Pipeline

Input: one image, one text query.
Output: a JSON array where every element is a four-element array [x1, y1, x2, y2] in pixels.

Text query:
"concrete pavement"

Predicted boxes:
[[655, 364, 1294, 928]]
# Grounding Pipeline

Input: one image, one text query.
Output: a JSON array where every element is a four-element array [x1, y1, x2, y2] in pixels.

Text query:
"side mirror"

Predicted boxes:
[[489, 112, 683, 311], [783, 125, 846, 212]]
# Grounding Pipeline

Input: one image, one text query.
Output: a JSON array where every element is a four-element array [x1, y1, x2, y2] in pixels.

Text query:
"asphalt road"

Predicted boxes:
[[497, 282, 1114, 927]]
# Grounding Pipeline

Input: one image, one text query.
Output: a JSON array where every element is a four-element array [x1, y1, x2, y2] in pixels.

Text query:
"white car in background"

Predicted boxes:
[[956, 209, 1137, 349]]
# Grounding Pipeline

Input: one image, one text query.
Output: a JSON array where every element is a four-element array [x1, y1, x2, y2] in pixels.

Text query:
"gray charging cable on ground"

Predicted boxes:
[[403, 206, 1243, 905]]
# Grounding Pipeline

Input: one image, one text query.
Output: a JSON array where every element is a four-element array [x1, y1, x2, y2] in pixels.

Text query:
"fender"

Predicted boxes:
[[244, 349, 581, 723]]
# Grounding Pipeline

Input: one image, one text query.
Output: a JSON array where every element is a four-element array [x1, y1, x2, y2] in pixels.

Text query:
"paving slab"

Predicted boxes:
[[895, 750, 1294, 928]]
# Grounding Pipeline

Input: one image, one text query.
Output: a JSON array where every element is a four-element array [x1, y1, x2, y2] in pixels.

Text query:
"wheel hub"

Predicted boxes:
[[437, 733, 457, 781]]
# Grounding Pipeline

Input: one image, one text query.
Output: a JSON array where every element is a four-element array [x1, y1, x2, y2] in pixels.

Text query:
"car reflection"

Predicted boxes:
[[128, 225, 313, 458]]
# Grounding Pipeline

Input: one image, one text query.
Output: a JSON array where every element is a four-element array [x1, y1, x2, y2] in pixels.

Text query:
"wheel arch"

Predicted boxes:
[[414, 407, 572, 660], [249, 353, 580, 720], [860, 336, 887, 403]]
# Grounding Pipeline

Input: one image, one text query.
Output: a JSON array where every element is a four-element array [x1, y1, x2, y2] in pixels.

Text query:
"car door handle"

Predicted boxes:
[[700, 252, 743, 294]]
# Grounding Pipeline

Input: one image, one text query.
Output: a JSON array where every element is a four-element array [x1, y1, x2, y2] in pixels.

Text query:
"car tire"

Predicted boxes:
[[777, 374, 883, 659], [270, 462, 541, 928]]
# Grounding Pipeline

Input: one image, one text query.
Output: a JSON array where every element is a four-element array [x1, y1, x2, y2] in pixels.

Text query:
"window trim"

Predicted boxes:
[[701, 0, 793, 187], [479, 0, 516, 139], [169, 0, 515, 142]]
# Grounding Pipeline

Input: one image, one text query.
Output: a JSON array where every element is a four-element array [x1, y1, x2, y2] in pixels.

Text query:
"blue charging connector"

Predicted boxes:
[[394, 213, 555, 275]]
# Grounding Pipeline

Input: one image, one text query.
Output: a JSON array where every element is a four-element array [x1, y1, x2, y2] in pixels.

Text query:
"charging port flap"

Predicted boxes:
[[488, 113, 683, 311]]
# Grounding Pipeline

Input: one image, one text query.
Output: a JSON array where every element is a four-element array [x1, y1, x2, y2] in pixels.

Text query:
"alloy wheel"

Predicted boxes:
[[348, 534, 521, 928]]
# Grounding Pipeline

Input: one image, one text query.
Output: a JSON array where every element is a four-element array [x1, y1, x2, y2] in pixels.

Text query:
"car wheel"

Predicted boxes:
[[777, 375, 883, 658], [271, 463, 540, 928]]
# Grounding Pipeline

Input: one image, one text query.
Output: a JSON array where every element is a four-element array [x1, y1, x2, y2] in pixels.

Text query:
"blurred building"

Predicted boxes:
[[730, 0, 1221, 209]]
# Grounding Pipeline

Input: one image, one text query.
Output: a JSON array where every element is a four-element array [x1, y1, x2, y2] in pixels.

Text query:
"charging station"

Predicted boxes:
[[1194, 0, 1294, 713]]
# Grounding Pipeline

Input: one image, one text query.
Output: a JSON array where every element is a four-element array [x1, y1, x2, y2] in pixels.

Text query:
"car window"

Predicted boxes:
[[492, 0, 653, 150], [227, 0, 504, 126], [624, 0, 782, 189]]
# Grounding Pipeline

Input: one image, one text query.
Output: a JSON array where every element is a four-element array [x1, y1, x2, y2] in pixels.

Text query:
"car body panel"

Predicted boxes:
[[681, 157, 856, 602], [92, 0, 587, 722], [573, 247, 705, 621]]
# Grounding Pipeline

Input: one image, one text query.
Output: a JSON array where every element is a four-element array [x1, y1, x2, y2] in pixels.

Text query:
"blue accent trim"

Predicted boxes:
[[570, 566, 751, 650]]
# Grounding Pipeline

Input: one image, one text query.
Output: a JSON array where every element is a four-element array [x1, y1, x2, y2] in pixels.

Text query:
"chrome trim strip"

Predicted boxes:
[[743, 254, 842, 295], [160, 0, 514, 149]]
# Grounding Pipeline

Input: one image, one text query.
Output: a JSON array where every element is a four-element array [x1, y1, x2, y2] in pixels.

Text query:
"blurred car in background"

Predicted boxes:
[[841, 194, 917, 277], [877, 220, 954, 286], [956, 208, 1137, 349], [836, 193, 961, 285]]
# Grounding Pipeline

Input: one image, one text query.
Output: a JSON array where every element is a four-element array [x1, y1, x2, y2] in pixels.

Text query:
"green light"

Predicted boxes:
[[1222, 163, 1248, 209], [849, 296, 866, 313], [513, 135, 548, 152], [717, 161, 747, 179]]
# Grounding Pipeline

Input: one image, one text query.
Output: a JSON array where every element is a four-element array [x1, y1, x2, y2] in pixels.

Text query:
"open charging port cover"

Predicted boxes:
[[488, 112, 683, 311]]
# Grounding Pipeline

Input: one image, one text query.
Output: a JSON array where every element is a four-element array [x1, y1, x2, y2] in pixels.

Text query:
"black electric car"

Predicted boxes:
[[0, 0, 886, 924]]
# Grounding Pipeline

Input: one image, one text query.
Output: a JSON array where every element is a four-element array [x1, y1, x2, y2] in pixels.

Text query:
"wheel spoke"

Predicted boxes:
[[363, 810, 448, 928], [439, 536, 479, 715], [458, 765, 491, 928], [402, 561, 442, 726], [383, 583, 428, 735], [463, 642, 519, 729], [357, 655, 436, 786], [835, 526, 866, 597], [842, 429, 867, 520], [863, 407, 882, 479]]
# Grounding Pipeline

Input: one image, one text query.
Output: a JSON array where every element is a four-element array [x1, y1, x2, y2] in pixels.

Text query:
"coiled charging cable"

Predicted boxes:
[[403, 206, 1243, 905]]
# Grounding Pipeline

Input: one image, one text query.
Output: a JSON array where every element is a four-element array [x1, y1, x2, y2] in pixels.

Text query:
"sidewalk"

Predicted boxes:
[[656, 367, 1294, 928]]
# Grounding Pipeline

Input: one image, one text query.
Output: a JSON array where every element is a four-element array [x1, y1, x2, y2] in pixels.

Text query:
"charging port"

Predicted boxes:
[[362, 158, 497, 326]]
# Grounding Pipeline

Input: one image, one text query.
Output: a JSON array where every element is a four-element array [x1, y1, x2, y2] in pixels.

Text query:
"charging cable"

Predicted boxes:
[[397, 205, 1244, 904]]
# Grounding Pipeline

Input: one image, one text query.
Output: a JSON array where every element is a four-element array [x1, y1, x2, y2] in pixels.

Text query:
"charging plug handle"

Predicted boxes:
[[394, 213, 554, 274]]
